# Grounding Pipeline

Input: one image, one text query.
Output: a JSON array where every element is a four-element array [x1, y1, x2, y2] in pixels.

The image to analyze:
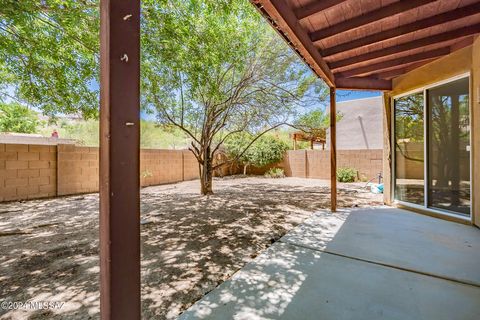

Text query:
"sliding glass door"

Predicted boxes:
[[427, 77, 470, 215], [393, 76, 471, 218]]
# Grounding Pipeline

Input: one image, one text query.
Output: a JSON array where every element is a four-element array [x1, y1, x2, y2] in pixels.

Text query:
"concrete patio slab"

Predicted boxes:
[[179, 241, 480, 320], [179, 208, 480, 320], [281, 207, 480, 286]]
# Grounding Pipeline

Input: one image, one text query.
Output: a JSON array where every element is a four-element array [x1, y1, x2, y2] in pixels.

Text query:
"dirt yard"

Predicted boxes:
[[0, 177, 382, 320]]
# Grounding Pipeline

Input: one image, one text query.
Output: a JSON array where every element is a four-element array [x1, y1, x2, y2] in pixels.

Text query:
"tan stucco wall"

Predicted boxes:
[[390, 45, 472, 96], [384, 40, 480, 225]]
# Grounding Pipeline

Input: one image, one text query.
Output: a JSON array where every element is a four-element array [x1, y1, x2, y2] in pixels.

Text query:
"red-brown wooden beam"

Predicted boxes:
[[329, 24, 480, 70], [330, 87, 337, 212], [322, 2, 480, 57], [335, 77, 392, 91], [254, 0, 335, 87], [370, 59, 436, 80], [310, 0, 436, 42], [100, 0, 141, 319], [335, 47, 450, 78], [294, 0, 347, 20]]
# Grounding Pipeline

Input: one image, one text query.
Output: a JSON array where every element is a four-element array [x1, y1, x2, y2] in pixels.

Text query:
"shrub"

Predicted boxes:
[[224, 133, 289, 175], [337, 167, 357, 182], [0, 102, 40, 133], [265, 168, 285, 178]]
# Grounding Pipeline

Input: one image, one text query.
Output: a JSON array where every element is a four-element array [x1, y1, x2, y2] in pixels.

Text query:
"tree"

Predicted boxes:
[[1, 0, 329, 195], [141, 0, 328, 194], [0, 102, 40, 133], [224, 133, 289, 175], [0, 0, 99, 119], [294, 108, 343, 135]]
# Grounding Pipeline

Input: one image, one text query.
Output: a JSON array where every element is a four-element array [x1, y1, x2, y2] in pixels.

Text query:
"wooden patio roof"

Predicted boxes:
[[251, 0, 480, 90]]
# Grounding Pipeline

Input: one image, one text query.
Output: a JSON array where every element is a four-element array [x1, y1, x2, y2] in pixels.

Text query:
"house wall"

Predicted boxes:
[[384, 39, 480, 226], [326, 96, 383, 150]]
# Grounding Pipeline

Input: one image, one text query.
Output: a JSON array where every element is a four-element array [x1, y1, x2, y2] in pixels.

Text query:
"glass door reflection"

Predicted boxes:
[[427, 77, 470, 216]]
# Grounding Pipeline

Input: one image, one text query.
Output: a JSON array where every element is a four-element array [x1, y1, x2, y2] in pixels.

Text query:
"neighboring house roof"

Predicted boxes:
[[326, 96, 383, 150]]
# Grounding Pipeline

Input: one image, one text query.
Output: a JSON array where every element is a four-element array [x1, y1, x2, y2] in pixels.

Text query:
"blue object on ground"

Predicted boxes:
[[371, 183, 384, 194]]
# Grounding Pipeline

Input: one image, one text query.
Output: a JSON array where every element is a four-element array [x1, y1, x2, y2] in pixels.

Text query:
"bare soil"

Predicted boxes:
[[0, 177, 382, 320]]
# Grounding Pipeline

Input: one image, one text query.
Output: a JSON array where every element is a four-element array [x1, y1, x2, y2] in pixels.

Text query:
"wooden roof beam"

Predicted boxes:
[[310, 0, 437, 42], [322, 2, 480, 57], [294, 0, 348, 21], [329, 24, 480, 70], [335, 77, 392, 91], [253, 0, 335, 86], [335, 47, 450, 78], [370, 59, 437, 80]]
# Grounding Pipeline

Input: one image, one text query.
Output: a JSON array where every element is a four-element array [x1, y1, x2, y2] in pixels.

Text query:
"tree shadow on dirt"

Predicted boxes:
[[0, 178, 382, 319]]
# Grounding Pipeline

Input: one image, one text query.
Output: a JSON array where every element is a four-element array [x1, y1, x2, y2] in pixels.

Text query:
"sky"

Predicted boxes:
[[336, 90, 381, 102]]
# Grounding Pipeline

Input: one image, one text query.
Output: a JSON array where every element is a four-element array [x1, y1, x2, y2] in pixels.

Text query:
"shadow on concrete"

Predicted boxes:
[[180, 207, 480, 320]]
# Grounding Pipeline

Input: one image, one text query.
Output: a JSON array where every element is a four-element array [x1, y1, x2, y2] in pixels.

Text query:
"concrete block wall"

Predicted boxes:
[[141, 149, 183, 186], [282, 149, 383, 181], [1, 143, 383, 202], [183, 151, 199, 180], [0, 144, 57, 202], [1, 143, 201, 202], [57, 145, 99, 196]]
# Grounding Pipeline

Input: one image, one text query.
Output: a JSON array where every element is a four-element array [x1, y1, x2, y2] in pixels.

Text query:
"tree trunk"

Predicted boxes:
[[243, 164, 249, 175], [200, 147, 214, 195]]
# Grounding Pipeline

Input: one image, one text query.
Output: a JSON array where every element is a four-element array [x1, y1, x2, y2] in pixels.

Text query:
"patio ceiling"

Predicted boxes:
[[251, 0, 480, 90]]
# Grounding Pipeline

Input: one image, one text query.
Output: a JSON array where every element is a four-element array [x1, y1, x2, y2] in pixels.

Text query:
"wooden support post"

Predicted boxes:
[[330, 87, 337, 212], [100, 1, 141, 319]]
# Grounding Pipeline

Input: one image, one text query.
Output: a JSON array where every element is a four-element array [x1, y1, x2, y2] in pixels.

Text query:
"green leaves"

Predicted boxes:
[[295, 108, 343, 132], [2, 0, 328, 134], [0, 0, 99, 118], [224, 133, 289, 168], [0, 102, 40, 133]]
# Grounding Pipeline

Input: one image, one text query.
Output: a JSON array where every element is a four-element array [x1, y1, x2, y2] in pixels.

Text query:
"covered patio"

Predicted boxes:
[[178, 0, 480, 319], [179, 207, 480, 319], [98, 0, 480, 319]]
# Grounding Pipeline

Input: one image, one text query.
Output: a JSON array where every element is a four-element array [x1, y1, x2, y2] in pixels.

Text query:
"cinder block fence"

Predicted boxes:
[[282, 149, 383, 181], [1, 143, 383, 202], [0, 144, 57, 201], [0, 143, 199, 202]]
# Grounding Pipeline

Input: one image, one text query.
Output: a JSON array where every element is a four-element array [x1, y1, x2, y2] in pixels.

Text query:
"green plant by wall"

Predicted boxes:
[[264, 168, 285, 178], [337, 167, 357, 182], [0, 102, 41, 133], [224, 133, 289, 175]]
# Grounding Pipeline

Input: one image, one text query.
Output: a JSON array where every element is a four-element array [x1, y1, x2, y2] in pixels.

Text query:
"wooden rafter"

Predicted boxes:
[[294, 0, 347, 20], [335, 77, 392, 91], [322, 2, 480, 57], [253, 0, 335, 86], [335, 47, 450, 78], [370, 60, 436, 80], [329, 24, 480, 70], [310, 0, 436, 42]]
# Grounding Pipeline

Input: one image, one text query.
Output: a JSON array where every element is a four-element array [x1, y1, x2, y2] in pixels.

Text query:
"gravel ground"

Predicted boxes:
[[0, 177, 382, 320]]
